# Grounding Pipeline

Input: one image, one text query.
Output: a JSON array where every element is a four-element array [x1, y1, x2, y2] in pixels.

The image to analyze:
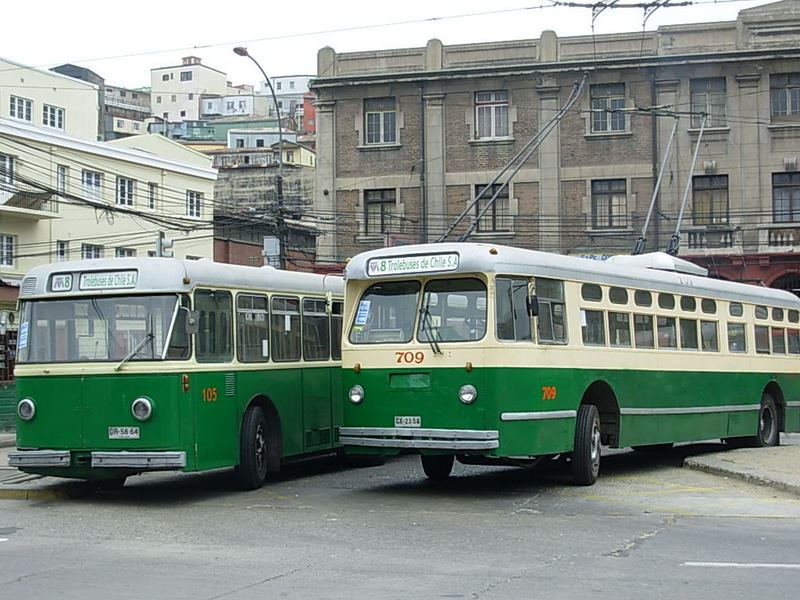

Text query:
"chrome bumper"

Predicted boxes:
[[339, 427, 499, 450], [9, 450, 186, 470]]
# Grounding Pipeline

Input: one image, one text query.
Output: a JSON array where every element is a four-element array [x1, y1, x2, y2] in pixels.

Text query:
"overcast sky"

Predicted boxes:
[[2, 0, 776, 90]]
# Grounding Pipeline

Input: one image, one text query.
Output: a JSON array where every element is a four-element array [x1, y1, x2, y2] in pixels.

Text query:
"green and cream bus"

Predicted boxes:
[[339, 243, 800, 485], [10, 257, 344, 489]]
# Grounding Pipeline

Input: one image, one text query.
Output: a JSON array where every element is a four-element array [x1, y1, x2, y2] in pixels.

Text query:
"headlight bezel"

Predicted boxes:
[[458, 384, 478, 404], [348, 384, 365, 404], [131, 397, 153, 422], [17, 398, 36, 421]]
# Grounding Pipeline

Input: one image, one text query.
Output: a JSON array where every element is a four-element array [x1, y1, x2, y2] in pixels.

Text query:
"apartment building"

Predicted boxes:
[[104, 85, 151, 139], [151, 56, 230, 122], [311, 0, 800, 289]]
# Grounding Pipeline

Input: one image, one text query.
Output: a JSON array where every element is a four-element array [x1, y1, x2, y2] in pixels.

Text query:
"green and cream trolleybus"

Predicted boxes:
[[11, 257, 344, 489], [339, 243, 800, 484]]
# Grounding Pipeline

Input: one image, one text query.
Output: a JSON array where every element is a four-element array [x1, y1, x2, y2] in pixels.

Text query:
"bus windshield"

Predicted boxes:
[[349, 278, 486, 344], [17, 294, 182, 363]]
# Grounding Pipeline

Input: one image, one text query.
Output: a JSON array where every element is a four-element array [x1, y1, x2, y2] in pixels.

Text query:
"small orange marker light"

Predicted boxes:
[[182, 277, 191, 284], [489, 248, 498, 255], [182, 373, 190, 392], [465, 361, 473, 372], [354, 363, 362, 373]]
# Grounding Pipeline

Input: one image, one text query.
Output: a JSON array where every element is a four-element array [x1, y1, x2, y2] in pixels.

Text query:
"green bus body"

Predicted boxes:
[[340, 243, 800, 484], [11, 257, 344, 488]]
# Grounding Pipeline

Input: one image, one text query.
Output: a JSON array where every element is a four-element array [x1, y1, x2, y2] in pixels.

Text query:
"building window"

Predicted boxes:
[[0, 154, 13, 184], [56, 165, 68, 195], [188, 93, 194, 100], [147, 183, 158, 210], [475, 91, 509, 139], [162, 74, 170, 81], [256, 139, 264, 148], [180, 110, 186, 117], [187, 190, 202, 218], [180, 71, 192, 82], [42, 104, 64, 129], [116, 177, 135, 206], [156, 96, 162, 104], [171, 95, 177, 102], [590, 83, 625, 132], [364, 189, 396, 234], [475, 184, 511, 232], [115, 247, 135, 257], [364, 98, 396, 144], [771, 73, 800, 121], [81, 244, 102, 259], [55, 240, 68, 262], [773, 172, 800, 223], [276, 81, 282, 91], [591, 179, 627, 228], [286, 151, 294, 162], [82, 170, 103, 201], [236, 138, 244, 148], [692, 175, 729, 225], [690, 77, 726, 128], [133, 123, 140, 131], [116, 119, 125, 128], [0, 235, 14, 267], [10, 96, 32, 121]]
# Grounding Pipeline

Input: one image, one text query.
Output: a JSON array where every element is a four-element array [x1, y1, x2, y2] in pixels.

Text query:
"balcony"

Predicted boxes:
[[686, 227, 735, 250], [0, 188, 59, 219]]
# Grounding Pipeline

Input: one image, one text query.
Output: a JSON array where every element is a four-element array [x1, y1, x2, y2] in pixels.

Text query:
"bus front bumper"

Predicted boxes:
[[9, 450, 187, 470], [339, 427, 499, 450]]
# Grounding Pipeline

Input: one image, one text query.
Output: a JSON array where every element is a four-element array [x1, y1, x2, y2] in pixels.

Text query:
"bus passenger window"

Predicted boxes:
[[496, 277, 531, 341], [302, 298, 330, 361], [608, 312, 631, 347], [772, 328, 786, 354], [237, 294, 269, 363], [581, 284, 602, 302], [331, 300, 343, 360], [680, 296, 696, 312], [680, 318, 698, 350], [196, 289, 233, 363], [700, 321, 719, 352], [658, 293, 675, 310], [271, 296, 301, 361], [535, 277, 566, 343], [728, 323, 747, 353], [773, 308, 784, 321], [754, 325, 770, 354], [755, 306, 768, 320], [657, 316, 677, 349], [789, 310, 799, 324], [788, 328, 800, 354], [634, 314, 654, 348], [729, 303, 744, 317], [581, 310, 606, 346], [701, 299, 717, 314], [634, 290, 652, 307], [609, 287, 628, 305]]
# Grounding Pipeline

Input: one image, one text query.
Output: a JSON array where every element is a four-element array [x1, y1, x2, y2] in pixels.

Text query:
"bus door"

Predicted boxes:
[[301, 298, 334, 451]]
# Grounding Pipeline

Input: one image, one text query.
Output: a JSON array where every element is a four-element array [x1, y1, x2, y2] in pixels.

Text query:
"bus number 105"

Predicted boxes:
[[395, 351, 425, 364]]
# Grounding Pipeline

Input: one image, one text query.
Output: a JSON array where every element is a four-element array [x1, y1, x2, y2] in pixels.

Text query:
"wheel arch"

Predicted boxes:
[[244, 394, 283, 473], [580, 380, 621, 448], [763, 381, 785, 432]]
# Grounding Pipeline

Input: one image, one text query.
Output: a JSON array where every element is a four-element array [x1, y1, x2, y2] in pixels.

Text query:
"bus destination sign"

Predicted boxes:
[[79, 270, 138, 290], [50, 274, 74, 292], [367, 253, 459, 277]]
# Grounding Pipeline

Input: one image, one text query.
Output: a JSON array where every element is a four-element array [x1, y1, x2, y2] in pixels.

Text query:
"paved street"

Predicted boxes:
[[1, 443, 799, 599]]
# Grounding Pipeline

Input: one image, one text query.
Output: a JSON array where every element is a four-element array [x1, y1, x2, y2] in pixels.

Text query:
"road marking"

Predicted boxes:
[[683, 562, 800, 570]]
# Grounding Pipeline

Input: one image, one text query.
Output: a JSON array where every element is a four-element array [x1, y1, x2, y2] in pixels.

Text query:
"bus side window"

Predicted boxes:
[[608, 312, 631, 347], [236, 293, 269, 363], [535, 277, 566, 343], [657, 316, 677, 349], [788, 328, 800, 354], [581, 309, 606, 346], [195, 289, 233, 363], [754, 325, 771, 354], [496, 277, 531, 341], [166, 296, 192, 360], [302, 298, 330, 361], [728, 322, 747, 353], [679, 318, 698, 350], [634, 314, 654, 348], [271, 296, 301, 361], [331, 300, 343, 360], [700, 320, 719, 352]]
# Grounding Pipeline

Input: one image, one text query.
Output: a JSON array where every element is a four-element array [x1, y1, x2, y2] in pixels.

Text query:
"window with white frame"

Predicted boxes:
[[364, 98, 396, 144], [55, 240, 68, 262], [187, 190, 202, 217], [116, 177, 134, 206], [364, 189, 396, 234], [0, 154, 13, 184], [475, 91, 509, 139], [180, 71, 192, 81], [591, 179, 628, 229], [590, 83, 625, 133], [773, 172, 800, 223], [82, 170, 102, 200], [115, 247, 136, 257], [42, 104, 64, 129], [690, 78, 726, 128], [81, 244, 102, 259], [0, 235, 14, 267], [475, 183, 511, 232], [56, 165, 68, 195], [147, 183, 158, 210], [771, 73, 800, 121], [10, 96, 32, 121]]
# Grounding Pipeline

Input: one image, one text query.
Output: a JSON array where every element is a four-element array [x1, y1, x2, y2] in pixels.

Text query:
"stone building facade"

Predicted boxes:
[[311, 1, 800, 289]]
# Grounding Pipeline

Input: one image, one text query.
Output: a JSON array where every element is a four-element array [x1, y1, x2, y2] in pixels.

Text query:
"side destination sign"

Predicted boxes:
[[367, 253, 459, 276], [79, 270, 138, 290]]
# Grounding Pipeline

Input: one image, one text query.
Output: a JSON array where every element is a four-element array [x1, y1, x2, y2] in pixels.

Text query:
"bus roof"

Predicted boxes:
[[20, 257, 343, 299], [344, 243, 800, 309]]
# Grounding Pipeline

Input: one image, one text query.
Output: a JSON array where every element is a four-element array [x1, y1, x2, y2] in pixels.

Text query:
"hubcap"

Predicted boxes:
[[590, 417, 601, 472], [760, 405, 775, 443], [255, 423, 267, 475]]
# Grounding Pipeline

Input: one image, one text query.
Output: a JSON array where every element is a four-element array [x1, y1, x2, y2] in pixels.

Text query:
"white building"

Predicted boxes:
[[150, 56, 230, 122]]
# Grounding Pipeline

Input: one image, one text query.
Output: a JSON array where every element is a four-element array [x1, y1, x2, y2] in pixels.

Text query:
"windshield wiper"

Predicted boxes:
[[418, 304, 442, 355], [114, 331, 155, 371]]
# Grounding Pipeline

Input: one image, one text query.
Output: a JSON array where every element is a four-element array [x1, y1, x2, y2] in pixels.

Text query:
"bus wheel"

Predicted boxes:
[[572, 404, 601, 486], [751, 394, 779, 448], [236, 406, 269, 490], [421, 454, 454, 481]]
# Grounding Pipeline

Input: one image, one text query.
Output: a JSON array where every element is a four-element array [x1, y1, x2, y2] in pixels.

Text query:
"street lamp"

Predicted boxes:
[[233, 46, 285, 268]]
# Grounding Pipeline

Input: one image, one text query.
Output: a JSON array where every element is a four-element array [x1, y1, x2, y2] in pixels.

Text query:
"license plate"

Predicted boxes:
[[108, 426, 140, 440], [394, 416, 421, 427]]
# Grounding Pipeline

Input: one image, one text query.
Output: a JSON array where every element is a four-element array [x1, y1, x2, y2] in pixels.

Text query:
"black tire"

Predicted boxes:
[[235, 406, 269, 490], [421, 454, 454, 481], [631, 443, 673, 453], [572, 404, 601, 486], [751, 393, 779, 448]]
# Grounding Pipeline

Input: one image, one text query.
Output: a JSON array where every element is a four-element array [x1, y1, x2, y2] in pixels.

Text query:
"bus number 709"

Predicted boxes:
[[395, 351, 425, 364]]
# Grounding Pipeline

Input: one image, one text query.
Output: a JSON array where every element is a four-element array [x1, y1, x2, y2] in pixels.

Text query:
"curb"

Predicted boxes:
[[684, 456, 800, 498]]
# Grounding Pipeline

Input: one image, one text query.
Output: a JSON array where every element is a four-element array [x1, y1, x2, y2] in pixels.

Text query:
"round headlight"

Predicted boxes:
[[17, 398, 36, 421], [348, 385, 365, 404], [131, 397, 153, 422], [458, 384, 478, 404]]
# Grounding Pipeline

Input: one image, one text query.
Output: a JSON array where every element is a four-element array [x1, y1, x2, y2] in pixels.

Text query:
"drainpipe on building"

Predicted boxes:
[[419, 82, 427, 244]]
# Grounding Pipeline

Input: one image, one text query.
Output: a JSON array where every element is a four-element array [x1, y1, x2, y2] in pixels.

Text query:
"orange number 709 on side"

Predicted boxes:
[[395, 351, 425, 364]]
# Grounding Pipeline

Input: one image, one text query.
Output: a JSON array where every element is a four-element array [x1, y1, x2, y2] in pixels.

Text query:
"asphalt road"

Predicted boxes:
[[1, 445, 799, 600]]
